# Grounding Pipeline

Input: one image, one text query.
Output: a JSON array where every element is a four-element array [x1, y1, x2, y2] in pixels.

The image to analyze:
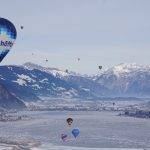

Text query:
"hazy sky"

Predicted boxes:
[[0, 0, 150, 74]]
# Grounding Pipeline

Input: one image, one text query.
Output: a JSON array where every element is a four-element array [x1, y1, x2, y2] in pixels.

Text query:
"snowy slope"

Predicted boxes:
[[23, 62, 108, 98], [23, 62, 77, 78], [0, 65, 90, 101], [94, 63, 150, 97], [0, 63, 150, 101]]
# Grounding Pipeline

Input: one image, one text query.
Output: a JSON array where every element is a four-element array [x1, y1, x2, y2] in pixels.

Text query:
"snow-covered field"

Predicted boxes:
[[0, 110, 150, 150]]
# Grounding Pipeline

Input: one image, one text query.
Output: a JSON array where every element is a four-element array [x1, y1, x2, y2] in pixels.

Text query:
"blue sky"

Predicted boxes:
[[0, 0, 150, 74]]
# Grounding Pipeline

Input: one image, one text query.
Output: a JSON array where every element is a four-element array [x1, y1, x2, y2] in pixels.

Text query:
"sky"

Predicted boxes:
[[0, 0, 150, 74]]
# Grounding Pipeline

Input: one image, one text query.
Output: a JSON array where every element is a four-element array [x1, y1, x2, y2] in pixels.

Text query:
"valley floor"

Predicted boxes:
[[0, 110, 150, 150]]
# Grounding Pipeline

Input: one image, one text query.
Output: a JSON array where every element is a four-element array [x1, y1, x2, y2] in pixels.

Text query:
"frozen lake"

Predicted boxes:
[[0, 111, 150, 149]]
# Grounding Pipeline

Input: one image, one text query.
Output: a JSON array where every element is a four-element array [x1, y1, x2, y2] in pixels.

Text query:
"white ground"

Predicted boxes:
[[0, 111, 150, 150]]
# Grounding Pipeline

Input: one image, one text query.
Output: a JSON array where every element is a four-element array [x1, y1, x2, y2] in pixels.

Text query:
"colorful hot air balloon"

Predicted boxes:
[[61, 134, 68, 142], [72, 128, 80, 138], [66, 117, 73, 126], [0, 18, 17, 63]]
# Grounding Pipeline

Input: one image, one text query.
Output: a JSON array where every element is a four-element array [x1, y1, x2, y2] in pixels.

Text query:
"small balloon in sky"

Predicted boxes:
[[0, 18, 17, 63], [65, 69, 69, 73], [98, 66, 102, 70], [72, 128, 80, 138], [20, 26, 24, 29]]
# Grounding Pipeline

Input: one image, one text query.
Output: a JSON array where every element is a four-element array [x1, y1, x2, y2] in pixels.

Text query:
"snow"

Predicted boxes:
[[12, 74, 36, 86], [69, 88, 78, 96], [96, 63, 150, 78], [23, 62, 68, 77], [40, 78, 49, 83], [0, 75, 5, 80], [109, 63, 150, 77], [50, 69, 68, 77], [33, 144, 144, 150], [13, 78, 27, 86], [0, 110, 149, 149], [7, 67, 13, 71], [23, 62, 81, 78], [80, 87, 90, 91], [51, 83, 56, 86], [32, 84, 41, 90], [56, 87, 66, 91], [17, 74, 36, 83]]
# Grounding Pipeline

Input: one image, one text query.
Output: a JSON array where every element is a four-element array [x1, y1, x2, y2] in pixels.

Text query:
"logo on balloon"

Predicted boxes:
[[0, 40, 13, 48], [0, 18, 17, 62]]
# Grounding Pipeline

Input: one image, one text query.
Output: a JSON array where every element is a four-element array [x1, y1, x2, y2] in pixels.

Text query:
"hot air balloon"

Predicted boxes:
[[61, 134, 68, 142], [98, 66, 102, 70], [0, 18, 17, 63], [20, 26, 24, 29], [65, 69, 69, 73], [66, 117, 73, 126], [72, 128, 79, 138]]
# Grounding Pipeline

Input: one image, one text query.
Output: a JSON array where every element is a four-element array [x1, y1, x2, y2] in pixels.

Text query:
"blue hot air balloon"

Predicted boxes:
[[0, 18, 17, 62], [72, 129, 80, 138]]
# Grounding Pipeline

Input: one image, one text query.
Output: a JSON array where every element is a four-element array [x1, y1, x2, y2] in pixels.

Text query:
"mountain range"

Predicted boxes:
[[0, 62, 150, 108], [94, 63, 150, 97]]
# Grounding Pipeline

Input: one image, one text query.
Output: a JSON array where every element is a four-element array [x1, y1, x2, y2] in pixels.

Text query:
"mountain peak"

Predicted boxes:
[[23, 62, 70, 77], [113, 63, 140, 73], [23, 62, 82, 78], [23, 62, 59, 71], [106, 63, 150, 76]]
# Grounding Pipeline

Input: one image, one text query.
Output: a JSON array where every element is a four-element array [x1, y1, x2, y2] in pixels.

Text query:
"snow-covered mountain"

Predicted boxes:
[[0, 62, 150, 102], [23, 62, 79, 78], [0, 64, 92, 101], [23, 62, 108, 98], [94, 63, 150, 97], [0, 83, 26, 110]]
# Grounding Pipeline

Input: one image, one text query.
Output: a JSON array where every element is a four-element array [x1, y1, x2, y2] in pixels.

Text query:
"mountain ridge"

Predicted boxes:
[[0, 62, 150, 101]]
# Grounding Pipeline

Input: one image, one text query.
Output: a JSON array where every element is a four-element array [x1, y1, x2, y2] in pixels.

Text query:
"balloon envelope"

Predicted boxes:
[[61, 134, 67, 141], [0, 18, 17, 62], [99, 66, 102, 70], [66, 117, 73, 126], [72, 129, 80, 138]]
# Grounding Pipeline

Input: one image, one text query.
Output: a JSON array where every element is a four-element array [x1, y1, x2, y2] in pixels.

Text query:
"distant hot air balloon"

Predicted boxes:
[[98, 66, 102, 70], [65, 69, 69, 73], [0, 18, 17, 62], [20, 26, 24, 29], [61, 134, 68, 142], [72, 129, 79, 138], [66, 117, 73, 126]]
